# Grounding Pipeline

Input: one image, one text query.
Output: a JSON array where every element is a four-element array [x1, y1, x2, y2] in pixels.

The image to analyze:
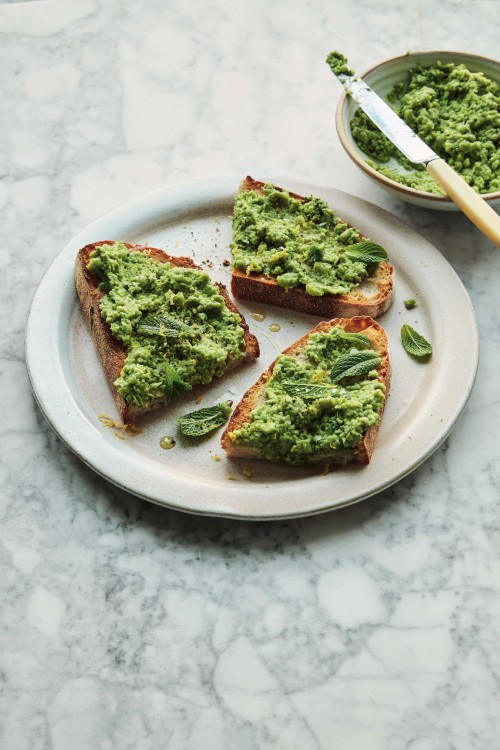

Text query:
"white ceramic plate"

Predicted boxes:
[[25, 178, 479, 519]]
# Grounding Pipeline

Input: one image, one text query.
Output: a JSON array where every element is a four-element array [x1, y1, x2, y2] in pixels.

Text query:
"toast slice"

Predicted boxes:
[[230, 177, 393, 318], [75, 241, 259, 423], [221, 316, 390, 465]]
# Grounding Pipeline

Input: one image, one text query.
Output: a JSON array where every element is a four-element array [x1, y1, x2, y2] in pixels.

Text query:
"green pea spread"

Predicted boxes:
[[229, 327, 386, 465], [351, 61, 500, 195], [231, 185, 378, 297], [87, 243, 246, 408]]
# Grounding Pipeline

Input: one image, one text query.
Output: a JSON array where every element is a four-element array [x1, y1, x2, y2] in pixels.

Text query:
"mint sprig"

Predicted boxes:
[[331, 350, 381, 382], [345, 241, 388, 264], [178, 401, 233, 437], [338, 331, 371, 349], [281, 382, 341, 399], [401, 324, 432, 357], [164, 363, 190, 400], [137, 313, 193, 338]]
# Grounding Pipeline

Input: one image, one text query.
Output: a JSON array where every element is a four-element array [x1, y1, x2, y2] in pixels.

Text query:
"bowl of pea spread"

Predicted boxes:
[[336, 51, 500, 210]]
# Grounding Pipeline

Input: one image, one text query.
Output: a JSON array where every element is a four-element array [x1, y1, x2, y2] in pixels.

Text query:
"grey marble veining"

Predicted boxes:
[[2, 0, 500, 748]]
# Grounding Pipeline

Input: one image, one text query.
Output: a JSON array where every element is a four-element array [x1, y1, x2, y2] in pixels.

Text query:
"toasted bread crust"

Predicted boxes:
[[74, 241, 259, 423], [221, 316, 391, 465], [231, 177, 393, 318]]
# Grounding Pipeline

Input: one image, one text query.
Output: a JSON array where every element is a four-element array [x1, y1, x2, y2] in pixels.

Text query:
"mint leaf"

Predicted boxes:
[[164, 363, 190, 400], [178, 401, 233, 437], [338, 331, 371, 349], [401, 324, 432, 357], [331, 350, 381, 382], [345, 241, 388, 264], [281, 382, 341, 399], [137, 313, 192, 338]]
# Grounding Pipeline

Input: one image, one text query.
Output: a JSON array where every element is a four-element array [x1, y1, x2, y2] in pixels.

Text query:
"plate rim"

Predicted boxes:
[[25, 176, 479, 520]]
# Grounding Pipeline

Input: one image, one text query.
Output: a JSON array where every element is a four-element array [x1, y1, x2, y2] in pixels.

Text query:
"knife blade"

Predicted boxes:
[[327, 52, 500, 246], [338, 75, 437, 165]]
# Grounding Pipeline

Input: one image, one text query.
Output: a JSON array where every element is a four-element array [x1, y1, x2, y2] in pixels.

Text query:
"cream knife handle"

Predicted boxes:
[[426, 158, 500, 247]]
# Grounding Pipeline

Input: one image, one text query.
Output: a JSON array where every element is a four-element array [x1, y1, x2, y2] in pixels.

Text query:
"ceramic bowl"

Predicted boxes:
[[335, 50, 500, 210]]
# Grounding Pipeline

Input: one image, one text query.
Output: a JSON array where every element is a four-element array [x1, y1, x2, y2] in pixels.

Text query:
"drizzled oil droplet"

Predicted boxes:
[[269, 323, 281, 332], [160, 436, 176, 450], [98, 414, 141, 437], [250, 310, 267, 322]]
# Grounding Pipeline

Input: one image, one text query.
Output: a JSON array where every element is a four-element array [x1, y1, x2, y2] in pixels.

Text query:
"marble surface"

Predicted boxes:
[[2, 0, 500, 748]]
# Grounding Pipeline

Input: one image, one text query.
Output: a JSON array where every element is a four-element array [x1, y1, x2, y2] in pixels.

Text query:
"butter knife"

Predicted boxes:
[[327, 53, 500, 246]]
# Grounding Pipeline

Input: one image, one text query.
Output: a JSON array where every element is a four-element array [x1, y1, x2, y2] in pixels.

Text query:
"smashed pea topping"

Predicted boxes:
[[230, 184, 385, 297], [229, 327, 386, 465], [326, 51, 356, 78], [87, 242, 246, 408], [351, 61, 500, 195]]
